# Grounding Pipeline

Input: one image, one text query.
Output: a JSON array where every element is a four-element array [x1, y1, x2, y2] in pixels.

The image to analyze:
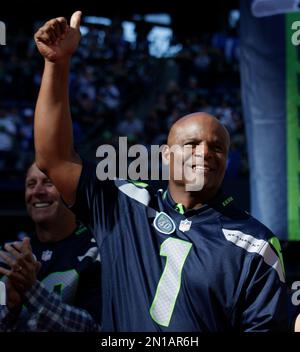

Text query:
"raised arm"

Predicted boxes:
[[34, 11, 82, 205]]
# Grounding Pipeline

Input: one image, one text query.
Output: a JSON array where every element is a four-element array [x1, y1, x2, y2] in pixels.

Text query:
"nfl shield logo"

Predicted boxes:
[[153, 212, 176, 235], [179, 219, 192, 232], [41, 250, 52, 261]]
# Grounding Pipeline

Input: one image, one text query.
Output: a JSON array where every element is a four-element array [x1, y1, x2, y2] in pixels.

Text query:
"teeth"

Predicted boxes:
[[192, 166, 209, 170], [34, 203, 51, 208]]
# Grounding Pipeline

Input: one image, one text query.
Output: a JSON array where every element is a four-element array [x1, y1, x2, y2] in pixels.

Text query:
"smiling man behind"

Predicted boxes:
[[0, 163, 101, 331]]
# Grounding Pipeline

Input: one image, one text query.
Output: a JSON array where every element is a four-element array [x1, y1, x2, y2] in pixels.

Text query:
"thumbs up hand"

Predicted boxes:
[[34, 11, 82, 62]]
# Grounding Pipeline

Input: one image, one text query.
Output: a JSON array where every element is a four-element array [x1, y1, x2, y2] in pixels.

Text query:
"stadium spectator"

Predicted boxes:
[[0, 109, 18, 171], [32, 12, 288, 332], [117, 109, 143, 140], [0, 163, 101, 331], [0, 10, 246, 178]]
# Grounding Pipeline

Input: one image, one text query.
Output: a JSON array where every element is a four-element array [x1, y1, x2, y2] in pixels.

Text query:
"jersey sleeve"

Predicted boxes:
[[238, 244, 288, 331], [70, 160, 118, 241], [73, 242, 102, 324]]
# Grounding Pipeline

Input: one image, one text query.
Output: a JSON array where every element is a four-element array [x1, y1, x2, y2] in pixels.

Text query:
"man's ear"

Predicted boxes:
[[161, 145, 170, 166]]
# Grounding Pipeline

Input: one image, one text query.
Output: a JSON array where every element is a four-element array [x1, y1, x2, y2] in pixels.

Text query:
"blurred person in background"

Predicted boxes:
[[0, 163, 101, 331]]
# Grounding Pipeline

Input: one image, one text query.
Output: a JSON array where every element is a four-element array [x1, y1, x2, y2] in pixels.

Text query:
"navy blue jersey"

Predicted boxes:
[[71, 161, 288, 332], [30, 223, 101, 323], [0, 223, 101, 328]]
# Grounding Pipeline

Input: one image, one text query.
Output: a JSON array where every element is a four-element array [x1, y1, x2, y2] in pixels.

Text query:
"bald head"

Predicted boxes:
[[164, 112, 230, 201], [167, 112, 230, 150]]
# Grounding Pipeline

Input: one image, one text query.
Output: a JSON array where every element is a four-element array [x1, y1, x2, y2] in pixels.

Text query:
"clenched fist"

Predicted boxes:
[[34, 11, 82, 62]]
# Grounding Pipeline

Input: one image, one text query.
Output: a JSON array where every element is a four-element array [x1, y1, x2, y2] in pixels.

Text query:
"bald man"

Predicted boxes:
[[33, 12, 288, 331]]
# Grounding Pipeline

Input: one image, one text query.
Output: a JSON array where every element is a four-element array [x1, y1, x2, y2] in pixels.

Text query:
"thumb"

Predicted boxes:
[[70, 11, 82, 30]]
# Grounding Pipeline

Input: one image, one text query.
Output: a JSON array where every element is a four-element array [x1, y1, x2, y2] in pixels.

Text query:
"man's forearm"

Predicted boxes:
[[35, 59, 75, 171]]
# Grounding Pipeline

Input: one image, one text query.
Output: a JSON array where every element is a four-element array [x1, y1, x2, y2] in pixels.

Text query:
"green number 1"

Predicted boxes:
[[42, 270, 78, 301], [150, 237, 192, 327]]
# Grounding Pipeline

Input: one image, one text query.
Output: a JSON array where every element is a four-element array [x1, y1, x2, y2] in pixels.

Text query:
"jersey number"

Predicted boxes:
[[42, 270, 78, 302], [149, 237, 192, 327]]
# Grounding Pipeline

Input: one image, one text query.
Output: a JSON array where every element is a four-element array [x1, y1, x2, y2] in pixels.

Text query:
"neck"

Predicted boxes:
[[168, 182, 218, 210], [35, 212, 77, 243]]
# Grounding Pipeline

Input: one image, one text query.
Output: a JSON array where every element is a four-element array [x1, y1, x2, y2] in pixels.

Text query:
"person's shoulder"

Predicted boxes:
[[218, 196, 274, 241], [74, 222, 92, 237], [68, 222, 100, 260], [245, 214, 275, 241], [217, 196, 285, 284], [113, 179, 157, 206], [62, 222, 94, 247], [118, 179, 150, 189], [77, 158, 116, 192]]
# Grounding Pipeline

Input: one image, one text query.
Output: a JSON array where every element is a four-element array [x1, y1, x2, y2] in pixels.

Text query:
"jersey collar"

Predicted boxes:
[[163, 189, 210, 217], [162, 188, 233, 218]]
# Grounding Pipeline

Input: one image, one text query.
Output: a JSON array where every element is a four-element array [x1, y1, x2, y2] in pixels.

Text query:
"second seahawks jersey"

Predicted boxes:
[[0, 223, 101, 330], [71, 161, 288, 332], [30, 223, 101, 322]]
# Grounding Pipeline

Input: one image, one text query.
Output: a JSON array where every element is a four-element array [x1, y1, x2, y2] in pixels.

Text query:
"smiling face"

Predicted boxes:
[[164, 112, 230, 197], [25, 163, 66, 225]]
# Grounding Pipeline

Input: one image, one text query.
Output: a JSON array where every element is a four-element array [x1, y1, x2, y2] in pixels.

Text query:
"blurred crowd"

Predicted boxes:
[[0, 18, 246, 181]]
